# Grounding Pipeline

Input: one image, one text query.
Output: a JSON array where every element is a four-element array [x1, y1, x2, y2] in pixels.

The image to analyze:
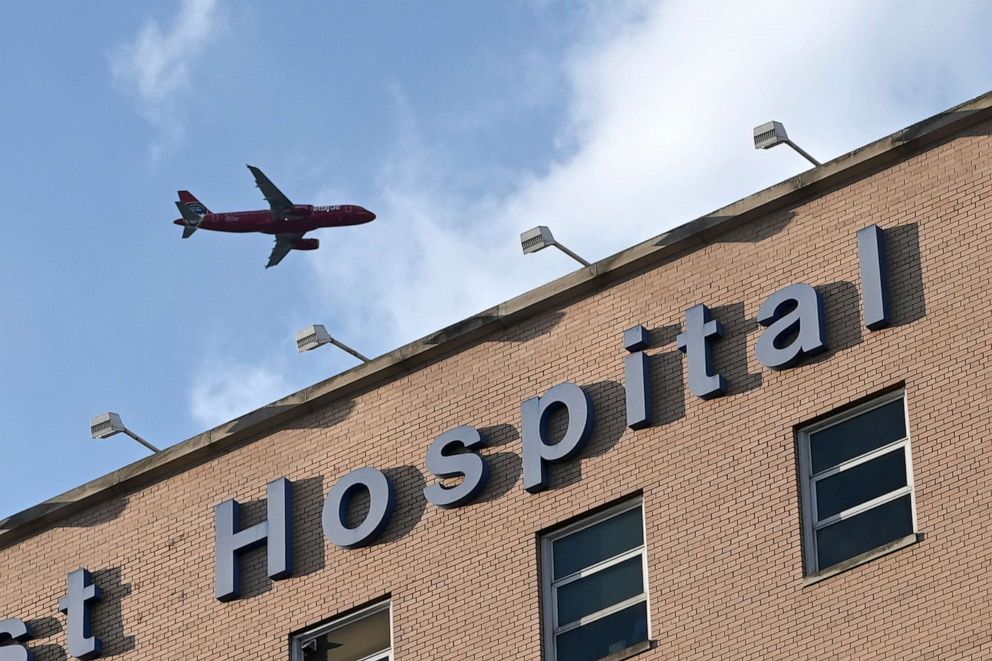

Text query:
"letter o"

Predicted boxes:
[[322, 467, 395, 548]]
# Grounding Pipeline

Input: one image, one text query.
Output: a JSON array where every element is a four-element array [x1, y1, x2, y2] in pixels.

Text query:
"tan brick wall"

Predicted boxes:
[[3, 123, 992, 660]]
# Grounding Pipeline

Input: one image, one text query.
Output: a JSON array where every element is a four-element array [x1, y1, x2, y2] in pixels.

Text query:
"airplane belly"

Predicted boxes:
[[209, 220, 258, 233], [223, 214, 274, 233], [261, 220, 315, 234], [314, 211, 364, 227]]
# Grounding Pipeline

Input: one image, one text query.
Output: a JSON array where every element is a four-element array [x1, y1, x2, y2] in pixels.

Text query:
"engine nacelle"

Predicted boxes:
[[293, 238, 319, 251]]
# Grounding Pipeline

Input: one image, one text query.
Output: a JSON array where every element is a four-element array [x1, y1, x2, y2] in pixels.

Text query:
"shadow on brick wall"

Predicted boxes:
[[645, 323, 687, 425], [716, 209, 797, 244], [549, 380, 627, 491], [819, 280, 864, 354], [234, 498, 274, 600], [91, 566, 135, 657], [424, 310, 566, 346], [18, 616, 64, 661], [498, 310, 567, 344], [652, 210, 796, 251], [711, 303, 762, 396], [289, 398, 357, 431], [376, 466, 427, 546], [476, 424, 522, 504], [4, 496, 130, 536], [15, 567, 136, 658], [292, 476, 326, 579], [329, 465, 427, 549], [229, 476, 330, 595], [886, 223, 926, 326], [409, 423, 523, 508], [224, 397, 357, 437]]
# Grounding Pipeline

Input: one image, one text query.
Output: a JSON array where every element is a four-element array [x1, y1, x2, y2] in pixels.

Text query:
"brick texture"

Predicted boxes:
[[2, 122, 992, 660]]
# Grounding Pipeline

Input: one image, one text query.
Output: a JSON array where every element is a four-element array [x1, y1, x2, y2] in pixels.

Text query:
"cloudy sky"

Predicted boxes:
[[2, 1, 991, 518]]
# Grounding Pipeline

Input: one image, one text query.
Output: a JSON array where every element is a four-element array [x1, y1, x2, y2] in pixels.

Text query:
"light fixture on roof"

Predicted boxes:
[[520, 225, 591, 267], [753, 121, 821, 167], [296, 324, 371, 363], [90, 412, 161, 454]]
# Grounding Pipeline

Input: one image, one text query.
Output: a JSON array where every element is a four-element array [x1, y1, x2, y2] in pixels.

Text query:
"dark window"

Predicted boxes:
[[543, 500, 650, 660], [800, 392, 915, 574]]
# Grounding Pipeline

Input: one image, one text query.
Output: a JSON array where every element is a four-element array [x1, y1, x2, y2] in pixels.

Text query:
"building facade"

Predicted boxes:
[[3, 93, 992, 660]]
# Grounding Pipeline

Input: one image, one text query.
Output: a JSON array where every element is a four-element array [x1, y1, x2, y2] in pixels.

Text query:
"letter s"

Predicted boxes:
[[424, 426, 489, 508], [0, 618, 33, 661]]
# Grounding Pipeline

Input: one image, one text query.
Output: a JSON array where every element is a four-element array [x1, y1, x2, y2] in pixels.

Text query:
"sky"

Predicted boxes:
[[2, 0, 992, 519]]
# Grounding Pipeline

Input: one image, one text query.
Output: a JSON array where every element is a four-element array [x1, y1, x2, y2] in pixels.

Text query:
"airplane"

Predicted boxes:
[[174, 165, 376, 268]]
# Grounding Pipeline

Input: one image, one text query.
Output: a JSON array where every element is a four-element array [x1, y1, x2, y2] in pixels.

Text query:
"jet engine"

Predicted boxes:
[[293, 238, 319, 251]]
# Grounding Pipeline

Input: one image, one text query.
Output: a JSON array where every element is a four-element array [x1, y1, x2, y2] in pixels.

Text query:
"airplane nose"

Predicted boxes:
[[363, 209, 376, 222]]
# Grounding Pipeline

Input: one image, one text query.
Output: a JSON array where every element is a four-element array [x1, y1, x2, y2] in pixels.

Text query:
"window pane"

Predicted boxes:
[[299, 608, 390, 661], [815, 494, 913, 570], [809, 398, 906, 474], [810, 398, 906, 472], [557, 556, 644, 626], [553, 507, 643, 579], [555, 601, 648, 661], [814, 448, 907, 520]]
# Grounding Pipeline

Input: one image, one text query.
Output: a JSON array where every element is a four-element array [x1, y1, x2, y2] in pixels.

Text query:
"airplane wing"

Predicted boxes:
[[266, 233, 305, 268], [247, 164, 294, 218]]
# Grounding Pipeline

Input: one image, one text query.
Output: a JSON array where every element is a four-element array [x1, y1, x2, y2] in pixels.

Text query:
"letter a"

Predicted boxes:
[[756, 283, 826, 369]]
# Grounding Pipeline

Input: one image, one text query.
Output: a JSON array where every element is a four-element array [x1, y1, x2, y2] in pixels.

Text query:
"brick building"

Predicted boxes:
[[2, 92, 992, 660]]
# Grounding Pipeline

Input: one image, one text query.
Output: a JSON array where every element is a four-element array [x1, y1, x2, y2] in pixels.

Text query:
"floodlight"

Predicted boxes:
[[520, 226, 591, 267], [521, 226, 555, 254], [296, 324, 371, 363], [753, 121, 820, 166], [90, 412, 160, 453], [296, 324, 333, 353], [753, 121, 789, 149]]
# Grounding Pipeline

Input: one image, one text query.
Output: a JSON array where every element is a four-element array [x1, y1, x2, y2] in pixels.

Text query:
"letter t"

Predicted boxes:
[[676, 304, 727, 399], [58, 568, 102, 660]]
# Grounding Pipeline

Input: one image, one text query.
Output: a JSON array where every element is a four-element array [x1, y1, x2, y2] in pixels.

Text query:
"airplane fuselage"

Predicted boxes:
[[174, 166, 376, 267], [173, 204, 375, 235]]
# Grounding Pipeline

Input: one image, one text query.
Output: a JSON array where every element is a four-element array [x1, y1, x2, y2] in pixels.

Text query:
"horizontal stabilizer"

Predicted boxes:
[[182, 224, 197, 238]]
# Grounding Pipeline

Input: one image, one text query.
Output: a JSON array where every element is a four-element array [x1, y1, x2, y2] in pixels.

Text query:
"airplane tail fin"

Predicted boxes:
[[175, 191, 210, 239]]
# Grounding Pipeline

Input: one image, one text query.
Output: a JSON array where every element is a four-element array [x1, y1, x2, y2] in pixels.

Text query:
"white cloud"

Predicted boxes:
[[190, 359, 291, 428], [187, 1, 992, 427], [310, 0, 992, 354], [110, 0, 222, 156]]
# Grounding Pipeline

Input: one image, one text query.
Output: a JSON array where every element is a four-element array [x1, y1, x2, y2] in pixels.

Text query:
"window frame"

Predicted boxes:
[[541, 497, 651, 661], [290, 599, 393, 661], [797, 389, 917, 575]]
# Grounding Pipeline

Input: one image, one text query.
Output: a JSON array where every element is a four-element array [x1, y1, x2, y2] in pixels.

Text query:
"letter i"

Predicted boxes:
[[624, 325, 652, 429]]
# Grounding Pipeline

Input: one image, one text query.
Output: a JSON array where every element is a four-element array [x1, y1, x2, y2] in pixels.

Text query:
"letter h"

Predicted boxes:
[[214, 477, 293, 601]]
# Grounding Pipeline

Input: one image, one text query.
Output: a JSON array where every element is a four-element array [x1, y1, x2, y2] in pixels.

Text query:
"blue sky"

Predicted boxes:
[[2, 1, 991, 519]]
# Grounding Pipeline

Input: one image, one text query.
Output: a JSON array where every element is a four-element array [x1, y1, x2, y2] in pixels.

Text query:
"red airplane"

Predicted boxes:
[[174, 165, 376, 268]]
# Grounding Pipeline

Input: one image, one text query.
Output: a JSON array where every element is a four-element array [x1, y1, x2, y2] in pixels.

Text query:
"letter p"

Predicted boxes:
[[522, 382, 594, 493]]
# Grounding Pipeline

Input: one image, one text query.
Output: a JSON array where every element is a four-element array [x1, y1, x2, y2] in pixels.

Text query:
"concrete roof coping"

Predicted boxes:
[[3, 90, 992, 548]]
